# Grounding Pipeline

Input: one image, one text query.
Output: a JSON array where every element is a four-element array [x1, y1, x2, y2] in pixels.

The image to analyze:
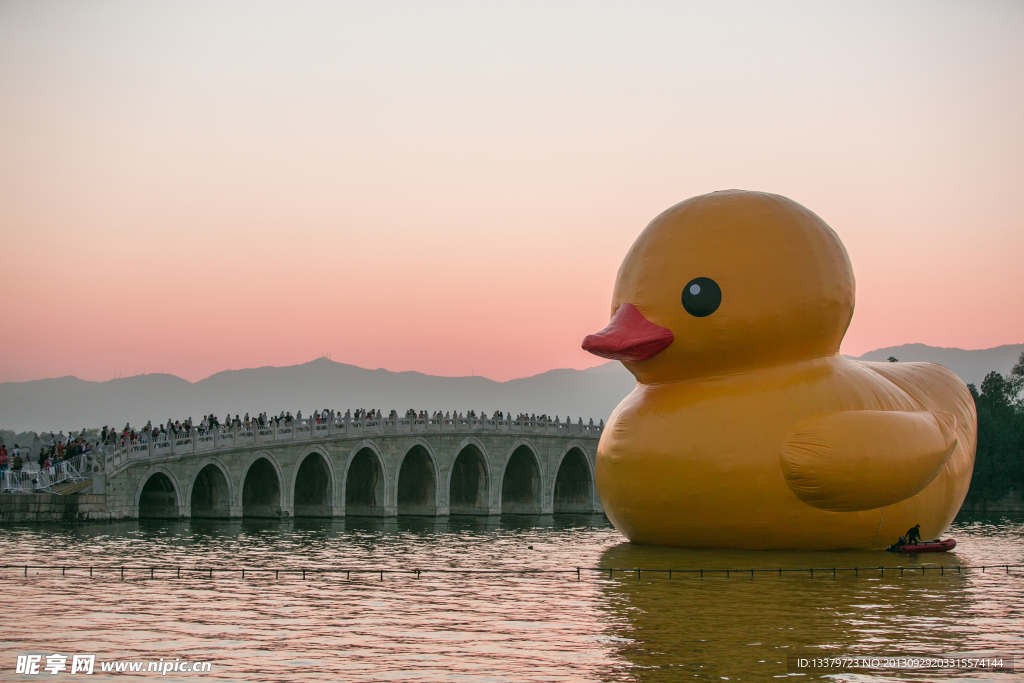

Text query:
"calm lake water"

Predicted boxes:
[[1, 514, 1022, 681]]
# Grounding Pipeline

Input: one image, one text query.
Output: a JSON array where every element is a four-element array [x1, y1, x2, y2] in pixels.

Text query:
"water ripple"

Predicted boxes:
[[1, 514, 1021, 681]]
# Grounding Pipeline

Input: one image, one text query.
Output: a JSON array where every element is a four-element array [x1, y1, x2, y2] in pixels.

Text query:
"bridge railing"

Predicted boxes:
[[94, 413, 604, 475], [1, 454, 88, 494]]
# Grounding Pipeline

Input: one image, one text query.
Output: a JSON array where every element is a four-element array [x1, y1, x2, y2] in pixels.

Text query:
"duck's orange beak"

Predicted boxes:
[[582, 303, 674, 362]]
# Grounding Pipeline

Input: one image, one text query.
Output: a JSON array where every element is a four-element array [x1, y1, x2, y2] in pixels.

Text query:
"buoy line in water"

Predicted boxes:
[[2, 564, 1023, 581]]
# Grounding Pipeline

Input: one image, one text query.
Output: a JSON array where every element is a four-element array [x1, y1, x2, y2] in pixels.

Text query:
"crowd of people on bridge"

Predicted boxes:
[[0, 430, 94, 474], [109, 408, 584, 444], [102, 411, 306, 446], [0, 443, 18, 472], [50, 407, 600, 458]]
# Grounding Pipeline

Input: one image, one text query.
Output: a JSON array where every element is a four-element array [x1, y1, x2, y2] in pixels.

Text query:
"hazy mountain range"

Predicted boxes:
[[0, 343, 1020, 434]]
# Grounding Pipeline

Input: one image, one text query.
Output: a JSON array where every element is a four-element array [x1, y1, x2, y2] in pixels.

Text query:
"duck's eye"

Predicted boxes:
[[682, 277, 721, 317]]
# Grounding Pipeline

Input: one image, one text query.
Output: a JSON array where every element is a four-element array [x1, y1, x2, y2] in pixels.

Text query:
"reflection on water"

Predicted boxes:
[[0, 514, 1021, 681], [599, 548, 976, 681], [599, 515, 1024, 681]]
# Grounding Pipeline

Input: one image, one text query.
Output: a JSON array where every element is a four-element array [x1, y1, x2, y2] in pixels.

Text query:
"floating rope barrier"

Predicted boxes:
[[2, 564, 1022, 581]]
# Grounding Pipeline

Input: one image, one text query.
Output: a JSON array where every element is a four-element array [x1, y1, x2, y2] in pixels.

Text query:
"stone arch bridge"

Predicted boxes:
[[96, 414, 605, 519]]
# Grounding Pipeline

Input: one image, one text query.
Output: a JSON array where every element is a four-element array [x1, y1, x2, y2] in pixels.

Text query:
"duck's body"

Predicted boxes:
[[599, 355, 975, 549], [584, 190, 977, 549]]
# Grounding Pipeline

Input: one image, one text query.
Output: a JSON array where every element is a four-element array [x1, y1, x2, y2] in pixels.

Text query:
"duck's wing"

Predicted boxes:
[[781, 410, 957, 512]]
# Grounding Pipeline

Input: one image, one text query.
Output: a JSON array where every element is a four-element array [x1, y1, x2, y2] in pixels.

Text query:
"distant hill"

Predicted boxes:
[[0, 358, 637, 433], [1, 344, 1019, 433], [848, 343, 1023, 388]]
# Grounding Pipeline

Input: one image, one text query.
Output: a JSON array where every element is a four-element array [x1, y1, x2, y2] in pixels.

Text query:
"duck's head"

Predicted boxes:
[[583, 190, 855, 384]]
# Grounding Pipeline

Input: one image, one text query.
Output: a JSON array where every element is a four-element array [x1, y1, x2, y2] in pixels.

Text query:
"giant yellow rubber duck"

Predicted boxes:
[[583, 190, 976, 549]]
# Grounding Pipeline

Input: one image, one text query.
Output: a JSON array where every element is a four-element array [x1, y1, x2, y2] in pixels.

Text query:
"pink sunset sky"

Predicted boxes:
[[1, 1, 1022, 384]]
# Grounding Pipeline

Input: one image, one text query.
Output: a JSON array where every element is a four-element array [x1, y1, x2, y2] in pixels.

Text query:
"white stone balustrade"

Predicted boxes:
[[97, 414, 605, 476]]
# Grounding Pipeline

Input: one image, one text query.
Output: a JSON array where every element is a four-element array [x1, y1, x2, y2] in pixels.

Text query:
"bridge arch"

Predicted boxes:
[[395, 438, 439, 516], [291, 445, 336, 518], [135, 465, 182, 519], [187, 457, 233, 519], [500, 439, 543, 515], [239, 451, 284, 518], [344, 441, 388, 515], [447, 437, 490, 515], [552, 441, 596, 513]]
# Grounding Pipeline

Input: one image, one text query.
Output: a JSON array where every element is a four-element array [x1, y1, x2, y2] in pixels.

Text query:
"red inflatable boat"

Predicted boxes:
[[886, 539, 956, 553]]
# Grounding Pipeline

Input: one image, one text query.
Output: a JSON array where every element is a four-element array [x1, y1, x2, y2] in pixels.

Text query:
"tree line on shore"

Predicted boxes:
[[966, 352, 1024, 504]]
